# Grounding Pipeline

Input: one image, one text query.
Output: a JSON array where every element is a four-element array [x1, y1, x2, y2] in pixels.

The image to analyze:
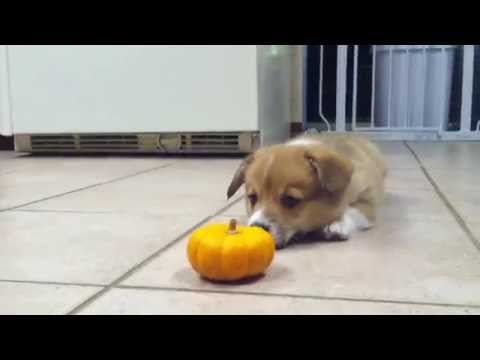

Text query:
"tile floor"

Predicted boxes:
[[1, 142, 480, 315]]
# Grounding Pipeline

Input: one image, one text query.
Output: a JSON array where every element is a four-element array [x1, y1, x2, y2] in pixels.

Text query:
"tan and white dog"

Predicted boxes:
[[227, 133, 387, 249]]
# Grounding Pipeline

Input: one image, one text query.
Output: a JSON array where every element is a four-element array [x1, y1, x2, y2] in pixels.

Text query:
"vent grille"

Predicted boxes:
[[20, 132, 256, 153], [78, 135, 139, 150], [31, 135, 76, 150], [180, 134, 239, 152]]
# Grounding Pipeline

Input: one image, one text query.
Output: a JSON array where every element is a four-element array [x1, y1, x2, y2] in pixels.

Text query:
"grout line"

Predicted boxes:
[[10, 207, 243, 217], [9, 209, 174, 217], [11, 209, 116, 214], [0, 163, 174, 213], [404, 142, 480, 252], [2, 275, 478, 311], [0, 278, 105, 288], [113, 285, 480, 310], [67, 195, 246, 315]]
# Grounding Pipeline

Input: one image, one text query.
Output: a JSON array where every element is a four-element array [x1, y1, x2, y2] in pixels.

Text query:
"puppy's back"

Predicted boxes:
[[292, 133, 387, 178]]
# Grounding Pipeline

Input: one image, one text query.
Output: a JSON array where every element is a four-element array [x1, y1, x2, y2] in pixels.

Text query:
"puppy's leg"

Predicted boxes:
[[324, 198, 376, 241], [325, 159, 385, 240], [324, 206, 372, 240]]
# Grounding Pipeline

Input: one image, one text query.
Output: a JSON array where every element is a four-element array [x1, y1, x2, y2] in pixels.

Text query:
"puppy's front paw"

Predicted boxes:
[[324, 207, 372, 241], [324, 221, 350, 241]]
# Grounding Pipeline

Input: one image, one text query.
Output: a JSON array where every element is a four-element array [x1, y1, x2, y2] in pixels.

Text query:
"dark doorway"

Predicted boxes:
[[305, 45, 375, 130]]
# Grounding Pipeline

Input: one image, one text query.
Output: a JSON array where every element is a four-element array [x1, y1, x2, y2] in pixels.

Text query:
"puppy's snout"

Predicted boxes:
[[250, 221, 271, 233], [248, 210, 272, 233]]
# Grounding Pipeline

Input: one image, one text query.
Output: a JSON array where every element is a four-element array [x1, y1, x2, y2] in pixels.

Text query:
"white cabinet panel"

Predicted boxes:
[[8, 45, 259, 134], [0, 46, 12, 136]]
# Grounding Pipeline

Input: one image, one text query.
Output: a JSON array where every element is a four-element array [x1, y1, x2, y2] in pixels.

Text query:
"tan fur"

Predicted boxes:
[[306, 133, 387, 223], [227, 133, 387, 246]]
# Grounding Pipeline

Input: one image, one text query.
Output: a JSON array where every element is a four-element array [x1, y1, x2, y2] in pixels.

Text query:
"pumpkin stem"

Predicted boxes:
[[227, 219, 239, 234]]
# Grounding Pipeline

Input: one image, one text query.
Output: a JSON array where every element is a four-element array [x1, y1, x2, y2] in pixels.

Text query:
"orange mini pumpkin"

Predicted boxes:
[[187, 219, 275, 281]]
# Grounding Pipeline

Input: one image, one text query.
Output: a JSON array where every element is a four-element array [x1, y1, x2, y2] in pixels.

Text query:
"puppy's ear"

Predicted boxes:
[[305, 148, 353, 193], [227, 154, 255, 199]]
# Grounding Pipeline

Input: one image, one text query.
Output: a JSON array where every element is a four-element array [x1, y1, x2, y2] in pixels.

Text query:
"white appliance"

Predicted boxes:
[[0, 45, 293, 154]]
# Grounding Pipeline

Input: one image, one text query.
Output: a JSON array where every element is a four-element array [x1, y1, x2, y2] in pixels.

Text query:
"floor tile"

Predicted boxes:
[[20, 159, 243, 216], [386, 168, 432, 190], [123, 214, 480, 307], [408, 141, 480, 170], [0, 281, 100, 315], [3, 142, 480, 315], [0, 155, 173, 210], [464, 223, 480, 248], [439, 191, 480, 240], [374, 141, 420, 169], [428, 169, 480, 193], [0, 152, 32, 175], [0, 211, 202, 285], [78, 288, 480, 315], [424, 168, 480, 238]]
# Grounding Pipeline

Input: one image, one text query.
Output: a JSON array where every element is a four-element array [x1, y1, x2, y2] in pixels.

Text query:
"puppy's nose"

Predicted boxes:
[[250, 221, 271, 233]]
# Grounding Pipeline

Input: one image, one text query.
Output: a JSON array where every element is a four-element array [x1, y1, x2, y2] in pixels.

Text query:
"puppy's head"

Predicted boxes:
[[227, 143, 353, 248]]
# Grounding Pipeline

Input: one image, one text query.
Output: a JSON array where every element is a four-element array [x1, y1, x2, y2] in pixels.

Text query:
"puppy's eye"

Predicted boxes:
[[248, 193, 258, 206], [282, 195, 301, 209]]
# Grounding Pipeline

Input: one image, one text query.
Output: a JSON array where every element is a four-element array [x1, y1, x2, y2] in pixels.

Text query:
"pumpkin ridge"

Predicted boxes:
[[193, 237, 201, 273], [223, 232, 247, 281], [187, 234, 200, 272], [241, 234, 250, 279], [220, 234, 228, 280]]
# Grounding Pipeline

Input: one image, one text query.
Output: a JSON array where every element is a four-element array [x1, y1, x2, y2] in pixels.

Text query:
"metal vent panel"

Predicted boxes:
[[180, 134, 240, 152], [78, 135, 139, 150], [31, 135, 76, 150], [16, 132, 258, 154]]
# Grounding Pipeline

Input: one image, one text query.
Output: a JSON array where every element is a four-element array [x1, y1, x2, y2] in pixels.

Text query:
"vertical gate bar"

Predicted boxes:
[[405, 48, 410, 128], [352, 45, 359, 130], [370, 45, 376, 128], [318, 45, 331, 131], [387, 46, 393, 128], [461, 45, 474, 134], [301, 45, 308, 125], [439, 47, 448, 134], [420, 46, 427, 129], [336, 45, 348, 132]]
